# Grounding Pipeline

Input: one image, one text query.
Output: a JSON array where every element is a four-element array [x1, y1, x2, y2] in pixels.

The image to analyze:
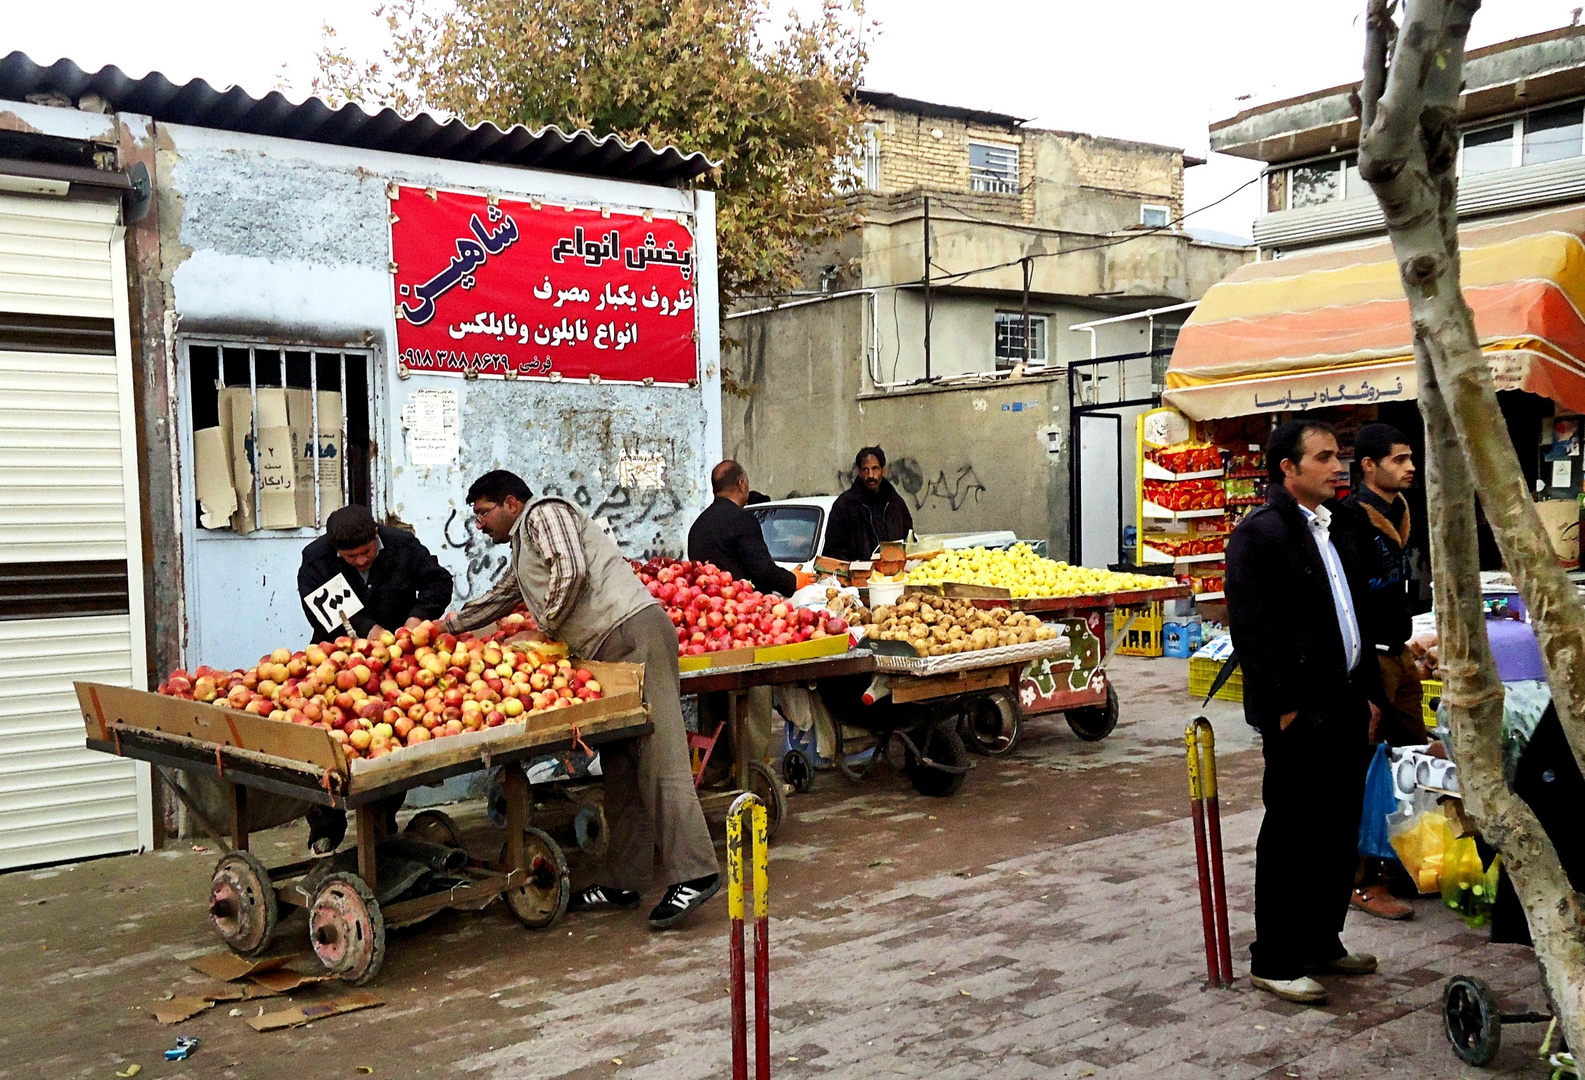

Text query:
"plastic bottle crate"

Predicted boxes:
[[1422, 678, 1442, 727], [1113, 602, 1164, 657], [1162, 619, 1203, 659], [1188, 655, 1243, 703]]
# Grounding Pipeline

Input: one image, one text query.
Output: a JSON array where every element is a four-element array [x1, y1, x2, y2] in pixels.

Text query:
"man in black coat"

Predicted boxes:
[[297, 505, 454, 641], [688, 461, 799, 596], [822, 445, 913, 562], [1226, 419, 1383, 1006]]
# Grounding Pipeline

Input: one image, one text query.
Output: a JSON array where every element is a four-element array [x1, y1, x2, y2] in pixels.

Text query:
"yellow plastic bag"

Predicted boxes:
[[1389, 808, 1452, 894], [1441, 836, 1500, 927]]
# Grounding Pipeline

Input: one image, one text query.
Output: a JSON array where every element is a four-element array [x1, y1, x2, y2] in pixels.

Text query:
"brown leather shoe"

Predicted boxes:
[[1352, 884, 1414, 921]]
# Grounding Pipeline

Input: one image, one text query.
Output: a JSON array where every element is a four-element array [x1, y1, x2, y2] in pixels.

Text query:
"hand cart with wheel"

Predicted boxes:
[[75, 671, 650, 986], [998, 583, 1191, 744]]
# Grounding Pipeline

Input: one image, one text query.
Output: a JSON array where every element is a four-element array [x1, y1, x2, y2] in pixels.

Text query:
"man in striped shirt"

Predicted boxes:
[[443, 470, 720, 929]]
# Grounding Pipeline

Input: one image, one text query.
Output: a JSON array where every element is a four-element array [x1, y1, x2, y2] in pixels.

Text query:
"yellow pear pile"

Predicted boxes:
[[903, 544, 1163, 599], [856, 595, 1061, 657]]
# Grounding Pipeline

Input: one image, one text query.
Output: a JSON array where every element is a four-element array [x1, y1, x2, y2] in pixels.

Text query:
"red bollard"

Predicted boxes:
[[728, 793, 771, 1080], [1186, 717, 1233, 987]]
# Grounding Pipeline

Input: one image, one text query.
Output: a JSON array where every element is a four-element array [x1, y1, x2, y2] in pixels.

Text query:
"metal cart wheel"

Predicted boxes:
[[1444, 975, 1503, 1066], [905, 725, 971, 797], [502, 826, 571, 929], [1066, 684, 1120, 742], [209, 851, 279, 956], [745, 760, 788, 841], [781, 748, 815, 794], [404, 808, 463, 848], [961, 691, 1023, 756], [309, 872, 386, 986]]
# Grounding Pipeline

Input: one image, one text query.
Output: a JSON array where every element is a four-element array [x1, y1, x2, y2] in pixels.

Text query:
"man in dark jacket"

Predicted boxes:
[[822, 446, 913, 562], [297, 505, 454, 641], [1226, 420, 1383, 1006], [688, 461, 798, 596], [1342, 423, 1425, 922]]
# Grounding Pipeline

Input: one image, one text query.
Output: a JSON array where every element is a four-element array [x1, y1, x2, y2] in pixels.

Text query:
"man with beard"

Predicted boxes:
[[822, 446, 913, 562]]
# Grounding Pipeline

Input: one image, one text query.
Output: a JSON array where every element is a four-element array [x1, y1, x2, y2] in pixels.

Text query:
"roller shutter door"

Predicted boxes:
[[0, 191, 151, 869]]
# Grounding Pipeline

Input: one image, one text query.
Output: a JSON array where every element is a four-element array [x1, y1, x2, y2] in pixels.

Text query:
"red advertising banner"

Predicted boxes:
[[389, 186, 698, 384]]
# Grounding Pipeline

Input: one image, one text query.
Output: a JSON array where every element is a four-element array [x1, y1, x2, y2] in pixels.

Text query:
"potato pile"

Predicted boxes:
[[856, 595, 1062, 657]]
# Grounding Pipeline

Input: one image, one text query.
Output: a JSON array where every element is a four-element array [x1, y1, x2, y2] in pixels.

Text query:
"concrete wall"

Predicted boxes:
[[120, 119, 720, 670], [723, 297, 1070, 552]]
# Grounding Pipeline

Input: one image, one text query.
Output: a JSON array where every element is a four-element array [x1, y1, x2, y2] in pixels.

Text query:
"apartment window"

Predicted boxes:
[[1266, 168, 1288, 213], [1290, 159, 1343, 208], [860, 123, 882, 191], [995, 311, 1048, 367], [1524, 103, 1584, 165], [1463, 122, 1518, 175], [185, 341, 374, 533], [970, 142, 1020, 193], [1140, 204, 1171, 228]]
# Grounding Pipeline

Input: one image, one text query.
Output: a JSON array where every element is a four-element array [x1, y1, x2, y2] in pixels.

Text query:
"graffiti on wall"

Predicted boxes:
[[830, 456, 988, 513]]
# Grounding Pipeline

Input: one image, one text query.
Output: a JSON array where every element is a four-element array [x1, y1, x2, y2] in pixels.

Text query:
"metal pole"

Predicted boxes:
[[1185, 719, 1220, 987], [247, 346, 260, 525], [339, 352, 349, 509], [310, 351, 321, 526], [728, 804, 748, 1080], [922, 196, 932, 382], [752, 801, 770, 1080], [1021, 256, 1032, 367], [1201, 722, 1235, 984]]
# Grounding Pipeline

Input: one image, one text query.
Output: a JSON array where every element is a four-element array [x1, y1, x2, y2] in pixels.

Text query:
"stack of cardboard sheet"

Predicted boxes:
[[194, 388, 344, 532]]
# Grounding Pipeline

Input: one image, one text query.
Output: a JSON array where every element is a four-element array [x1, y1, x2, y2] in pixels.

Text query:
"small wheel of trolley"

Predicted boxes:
[[1066, 683, 1119, 742], [209, 851, 279, 956], [309, 872, 386, 986], [904, 724, 970, 797], [1444, 975, 1503, 1067], [745, 760, 788, 840], [404, 808, 463, 848], [502, 826, 571, 929], [781, 748, 815, 794], [960, 691, 1023, 756]]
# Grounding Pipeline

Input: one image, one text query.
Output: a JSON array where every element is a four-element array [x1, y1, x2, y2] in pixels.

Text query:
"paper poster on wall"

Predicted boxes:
[[389, 185, 698, 384], [401, 388, 461, 467], [1554, 458, 1574, 490], [285, 389, 345, 526]]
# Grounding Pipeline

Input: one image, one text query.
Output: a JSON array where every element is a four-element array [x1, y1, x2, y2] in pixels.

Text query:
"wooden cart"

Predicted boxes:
[[76, 665, 650, 985]]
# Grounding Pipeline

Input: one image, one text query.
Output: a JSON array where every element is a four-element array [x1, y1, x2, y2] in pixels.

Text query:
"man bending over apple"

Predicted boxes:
[[442, 470, 721, 929]]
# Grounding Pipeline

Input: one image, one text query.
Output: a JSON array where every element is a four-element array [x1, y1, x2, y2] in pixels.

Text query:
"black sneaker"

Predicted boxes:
[[648, 874, 721, 929], [567, 884, 641, 912]]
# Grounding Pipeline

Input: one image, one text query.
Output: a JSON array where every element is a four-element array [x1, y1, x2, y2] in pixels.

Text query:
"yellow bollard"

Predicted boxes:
[[1186, 717, 1233, 986], [727, 793, 770, 1080]]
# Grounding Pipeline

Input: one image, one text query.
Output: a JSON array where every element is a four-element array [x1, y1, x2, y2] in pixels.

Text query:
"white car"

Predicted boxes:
[[746, 495, 1023, 573]]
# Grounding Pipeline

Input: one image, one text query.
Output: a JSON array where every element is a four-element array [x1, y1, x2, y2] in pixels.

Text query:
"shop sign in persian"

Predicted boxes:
[[390, 186, 697, 384]]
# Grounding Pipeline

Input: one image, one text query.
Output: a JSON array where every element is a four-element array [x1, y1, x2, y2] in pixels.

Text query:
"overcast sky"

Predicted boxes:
[[6, 0, 1583, 238]]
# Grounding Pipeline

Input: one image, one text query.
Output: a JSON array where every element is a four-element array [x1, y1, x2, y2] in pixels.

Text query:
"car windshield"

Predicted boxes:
[[752, 506, 822, 563]]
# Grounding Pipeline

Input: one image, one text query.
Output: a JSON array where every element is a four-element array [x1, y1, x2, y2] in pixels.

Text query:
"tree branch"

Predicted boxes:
[[1359, 0, 1393, 132]]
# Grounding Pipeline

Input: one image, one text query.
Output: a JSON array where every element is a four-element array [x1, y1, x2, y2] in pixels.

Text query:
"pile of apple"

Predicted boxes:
[[156, 615, 603, 759], [630, 558, 849, 656]]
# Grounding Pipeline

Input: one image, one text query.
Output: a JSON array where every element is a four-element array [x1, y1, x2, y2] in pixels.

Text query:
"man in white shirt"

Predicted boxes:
[[1226, 420, 1384, 1005]]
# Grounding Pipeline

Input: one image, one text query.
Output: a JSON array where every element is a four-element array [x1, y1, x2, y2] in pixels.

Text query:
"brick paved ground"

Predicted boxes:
[[0, 657, 1548, 1079]]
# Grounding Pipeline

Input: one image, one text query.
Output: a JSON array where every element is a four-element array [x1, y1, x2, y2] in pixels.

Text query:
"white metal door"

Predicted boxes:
[[0, 192, 152, 869], [1078, 414, 1121, 569]]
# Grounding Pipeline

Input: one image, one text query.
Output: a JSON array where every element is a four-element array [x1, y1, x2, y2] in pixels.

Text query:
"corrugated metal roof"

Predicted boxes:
[[0, 52, 717, 186]]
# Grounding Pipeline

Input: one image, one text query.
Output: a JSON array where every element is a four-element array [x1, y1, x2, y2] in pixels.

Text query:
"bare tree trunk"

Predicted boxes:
[[1359, 0, 1585, 1048], [1420, 353, 1585, 1049]]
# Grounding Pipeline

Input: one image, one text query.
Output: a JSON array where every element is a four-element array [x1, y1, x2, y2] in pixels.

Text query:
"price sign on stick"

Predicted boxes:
[[304, 573, 364, 634]]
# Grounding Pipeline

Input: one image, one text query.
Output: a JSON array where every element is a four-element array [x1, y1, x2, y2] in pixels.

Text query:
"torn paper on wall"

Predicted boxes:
[[401, 388, 460, 467]]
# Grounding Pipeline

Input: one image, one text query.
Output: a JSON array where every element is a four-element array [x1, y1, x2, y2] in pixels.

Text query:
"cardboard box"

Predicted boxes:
[[285, 388, 344, 527], [223, 388, 257, 533], [1538, 497, 1581, 569], [194, 426, 238, 529], [253, 389, 298, 530]]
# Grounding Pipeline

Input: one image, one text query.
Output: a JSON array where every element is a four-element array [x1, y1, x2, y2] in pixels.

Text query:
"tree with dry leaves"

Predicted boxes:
[[316, 0, 868, 305], [1358, 0, 1585, 1052]]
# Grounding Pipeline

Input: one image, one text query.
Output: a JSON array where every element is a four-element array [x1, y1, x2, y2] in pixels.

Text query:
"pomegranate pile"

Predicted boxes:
[[630, 558, 849, 656], [155, 615, 603, 759]]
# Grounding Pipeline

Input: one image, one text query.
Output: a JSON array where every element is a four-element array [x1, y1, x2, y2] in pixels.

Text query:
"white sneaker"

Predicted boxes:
[[1250, 974, 1328, 1004]]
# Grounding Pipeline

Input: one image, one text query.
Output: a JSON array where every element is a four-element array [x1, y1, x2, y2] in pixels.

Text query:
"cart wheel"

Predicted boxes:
[[503, 827, 570, 929], [961, 692, 1023, 756], [1066, 684, 1119, 742], [1444, 975, 1503, 1066], [209, 851, 279, 956], [574, 803, 608, 858], [404, 809, 462, 848], [745, 761, 788, 841], [781, 748, 815, 794], [309, 872, 386, 986], [905, 725, 970, 797]]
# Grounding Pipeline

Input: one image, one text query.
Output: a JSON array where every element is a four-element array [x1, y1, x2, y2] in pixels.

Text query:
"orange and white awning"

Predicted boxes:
[[1164, 206, 1585, 420]]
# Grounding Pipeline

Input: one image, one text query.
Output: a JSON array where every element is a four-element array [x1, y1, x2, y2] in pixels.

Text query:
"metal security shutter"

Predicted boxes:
[[0, 192, 151, 869]]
